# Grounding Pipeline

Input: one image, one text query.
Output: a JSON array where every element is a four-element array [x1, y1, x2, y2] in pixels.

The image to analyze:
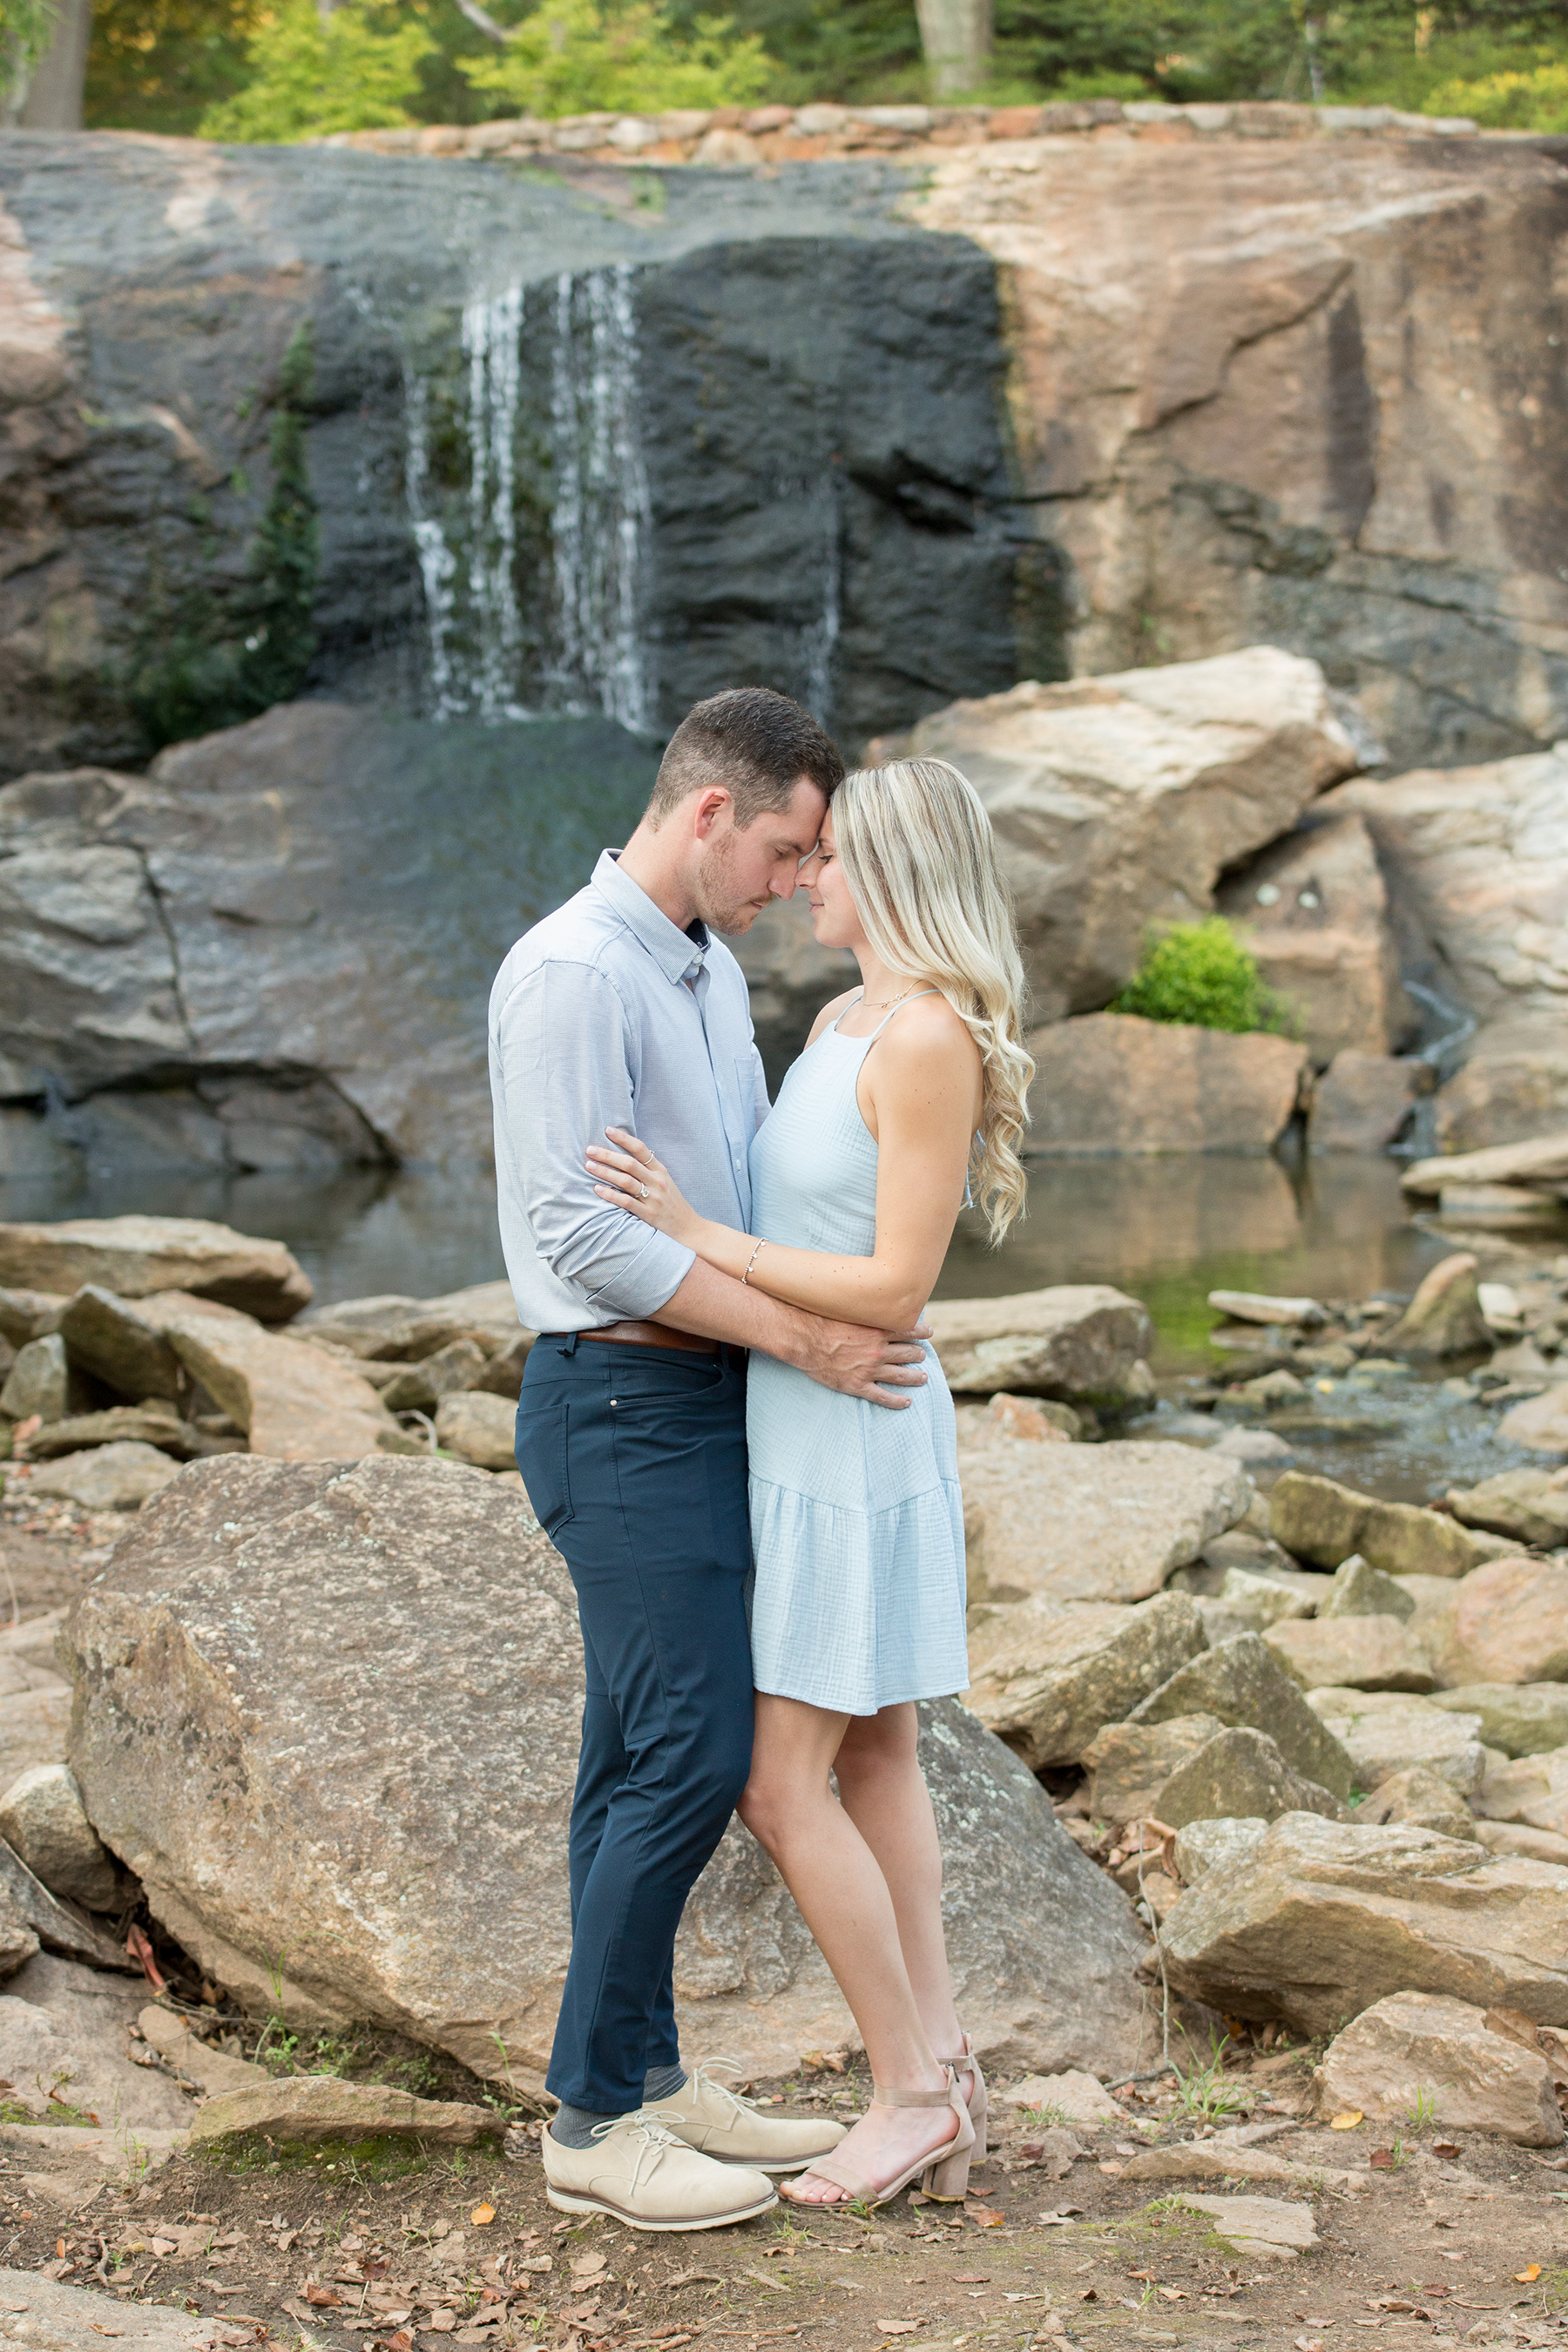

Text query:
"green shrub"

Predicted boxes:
[[1423, 57, 1568, 126], [463, 0, 771, 117], [199, 0, 435, 139], [1109, 916, 1296, 1035]]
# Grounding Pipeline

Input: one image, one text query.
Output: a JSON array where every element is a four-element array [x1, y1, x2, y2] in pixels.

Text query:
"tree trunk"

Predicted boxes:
[[18, 0, 91, 127], [915, 0, 993, 98]]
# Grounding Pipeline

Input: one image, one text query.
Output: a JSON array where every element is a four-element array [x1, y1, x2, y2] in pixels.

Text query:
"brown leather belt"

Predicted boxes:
[[547, 1321, 721, 1356]]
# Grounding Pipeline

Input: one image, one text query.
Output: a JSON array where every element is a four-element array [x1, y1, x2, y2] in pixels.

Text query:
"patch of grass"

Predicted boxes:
[[1401, 2087, 1438, 2132], [1020, 2101, 1075, 2130], [1536, 2265, 1568, 2315], [200, 2131, 436, 2180], [1170, 2030, 1250, 2123]]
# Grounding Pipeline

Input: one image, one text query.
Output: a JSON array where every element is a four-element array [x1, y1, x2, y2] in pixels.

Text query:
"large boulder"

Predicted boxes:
[[1127, 1634, 1355, 1800], [958, 1439, 1253, 1606], [1161, 1812, 1568, 2032], [0, 1765, 118, 1911], [1269, 1470, 1504, 1578], [1262, 1615, 1436, 1694], [1401, 1132, 1568, 1205], [1429, 1685, 1568, 1759], [964, 1591, 1206, 1769], [26, 1443, 183, 1511], [1024, 1014, 1311, 1157], [1306, 1690, 1487, 1794], [160, 1308, 411, 1462], [1082, 1714, 1225, 1827], [1320, 751, 1568, 1150], [1216, 811, 1413, 1063], [1310, 1052, 1429, 1152], [871, 647, 1359, 1020], [295, 1281, 522, 1361], [0, 1218, 310, 1321], [1379, 1253, 1491, 1359], [1154, 1727, 1346, 1831], [1498, 1383, 1568, 1455], [62, 1455, 1155, 2086], [926, 1285, 1152, 1402], [1446, 1469, 1568, 1551], [1316, 1991, 1565, 2147], [1418, 1557, 1568, 1688]]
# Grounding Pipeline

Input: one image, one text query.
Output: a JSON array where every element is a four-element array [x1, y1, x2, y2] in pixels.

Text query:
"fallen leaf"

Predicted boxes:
[[1125, 2271, 1153, 2283], [1516, 2266, 1542, 2283], [970, 2207, 1006, 2229], [1432, 2142, 1461, 2159], [125, 1923, 167, 1995], [875, 2326, 918, 2336], [469, 2206, 495, 2228], [307, 2288, 344, 2309], [1331, 2112, 1363, 2131], [570, 2254, 607, 2281], [1079, 2288, 1098, 2302], [1158, 2287, 1186, 2301], [1369, 2149, 1396, 2170]]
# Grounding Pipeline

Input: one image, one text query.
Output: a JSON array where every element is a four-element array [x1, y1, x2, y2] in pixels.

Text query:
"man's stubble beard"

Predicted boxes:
[[693, 831, 766, 937]]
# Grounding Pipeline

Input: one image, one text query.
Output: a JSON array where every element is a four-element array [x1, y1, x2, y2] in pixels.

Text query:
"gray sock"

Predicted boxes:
[[551, 2102, 620, 2150], [642, 2063, 686, 2105]]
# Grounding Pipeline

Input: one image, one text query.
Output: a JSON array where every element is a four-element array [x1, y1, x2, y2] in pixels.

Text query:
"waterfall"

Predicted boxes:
[[548, 265, 652, 733], [399, 264, 652, 728]]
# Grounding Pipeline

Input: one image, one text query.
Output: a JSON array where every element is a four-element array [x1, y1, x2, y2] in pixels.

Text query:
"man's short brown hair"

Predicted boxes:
[[645, 687, 845, 829]]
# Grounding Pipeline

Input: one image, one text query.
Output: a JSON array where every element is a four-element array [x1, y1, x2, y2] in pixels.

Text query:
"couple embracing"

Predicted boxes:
[[490, 686, 1032, 2230]]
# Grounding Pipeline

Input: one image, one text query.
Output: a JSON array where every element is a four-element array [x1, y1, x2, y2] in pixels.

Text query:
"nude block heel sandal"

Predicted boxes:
[[946, 2031, 987, 2162], [780, 2066, 976, 2211]]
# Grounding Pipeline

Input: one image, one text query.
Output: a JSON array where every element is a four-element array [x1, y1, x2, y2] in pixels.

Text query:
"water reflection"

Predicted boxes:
[[936, 1152, 1452, 1371], [0, 1152, 1445, 1356]]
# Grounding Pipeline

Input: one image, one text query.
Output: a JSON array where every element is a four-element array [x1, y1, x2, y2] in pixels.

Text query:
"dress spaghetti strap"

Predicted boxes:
[[833, 988, 942, 1041]]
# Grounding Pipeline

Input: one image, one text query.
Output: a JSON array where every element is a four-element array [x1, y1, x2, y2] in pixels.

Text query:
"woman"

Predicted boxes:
[[585, 756, 1032, 2209]]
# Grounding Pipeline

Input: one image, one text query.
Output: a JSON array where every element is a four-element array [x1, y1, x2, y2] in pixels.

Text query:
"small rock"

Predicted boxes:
[[138, 2002, 268, 2096], [434, 1389, 519, 1471], [26, 1402, 210, 1461], [1270, 1469, 1506, 1578], [1211, 1426, 1296, 1463], [1265, 1613, 1435, 1693], [1156, 1726, 1346, 1829], [1445, 1471, 1568, 1551], [0, 1290, 68, 1348], [186, 2073, 504, 2146], [1311, 1051, 1428, 1152], [0, 2265, 244, 2346], [1317, 1990, 1564, 2146], [1224, 1368, 1308, 1407], [1473, 1819, 1568, 1865], [165, 1310, 412, 1460], [1401, 1134, 1568, 1201], [1470, 1744, 1568, 1837], [1162, 1813, 1568, 2035], [0, 1766, 118, 1910], [1421, 1556, 1568, 1686], [1354, 1765, 1479, 1839], [0, 1838, 134, 1971], [923, 1284, 1153, 1402], [1122, 2139, 1356, 2190], [379, 1337, 492, 1414], [1307, 1690, 1485, 1792], [1429, 1683, 1568, 1757], [1379, 1252, 1490, 1358], [0, 1335, 70, 1425], [56, 1285, 184, 1402], [1166, 2192, 1316, 2256], [295, 1281, 520, 1362], [1497, 1382, 1568, 1453], [966, 1592, 1207, 1769], [1019, 2125, 1085, 2179], [1172, 1816, 1268, 1882], [1320, 1554, 1416, 1621], [1208, 1291, 1327, 1328], [27, 1442, 183, 1511], [1004, 2070, 1125, 2124], [0, 1688, 71, 1793], [0, 1955, 189, 2131], [1200, 1565, 1313, 1640], [1080, 1713, 1225, 1824], [977, 1391, 1076, 1443], [1128, 1634, 1355, 1798]]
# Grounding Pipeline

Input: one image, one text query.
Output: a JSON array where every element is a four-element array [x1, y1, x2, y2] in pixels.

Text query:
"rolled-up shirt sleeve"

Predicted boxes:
[[494, 959, 697, 1318]]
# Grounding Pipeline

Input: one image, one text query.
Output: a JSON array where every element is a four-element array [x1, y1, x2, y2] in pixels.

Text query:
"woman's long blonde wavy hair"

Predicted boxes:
[[832, 755, 1032, 1244]]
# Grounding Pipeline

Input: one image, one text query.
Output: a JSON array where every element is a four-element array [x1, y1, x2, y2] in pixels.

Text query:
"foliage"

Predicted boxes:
[[85, 0, 267, 134], [463, 0, 770, 117], [1423, 53, 1568, 122], [1110, 916, 1297, 1036], [1171, 2027, 1251, 2121], [2, 0, 60, 118], [131, 323, 321, 749], [200, 0, 434, 137]]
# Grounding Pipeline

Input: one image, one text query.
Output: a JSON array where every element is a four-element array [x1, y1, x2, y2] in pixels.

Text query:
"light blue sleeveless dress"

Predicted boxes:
[[746, 997, 970, 1715]]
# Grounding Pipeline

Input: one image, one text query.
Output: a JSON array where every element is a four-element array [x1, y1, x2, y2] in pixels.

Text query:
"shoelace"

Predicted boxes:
[[683, 2056, 760, 2117], [588, 2112, 685, 2193]]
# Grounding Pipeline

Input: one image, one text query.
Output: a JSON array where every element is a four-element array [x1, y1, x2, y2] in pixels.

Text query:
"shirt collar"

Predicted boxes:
[[591, 848, 708, 985]]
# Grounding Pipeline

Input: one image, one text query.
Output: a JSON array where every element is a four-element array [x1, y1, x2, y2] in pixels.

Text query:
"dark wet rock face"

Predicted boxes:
[[0, 137, 1024, 777]]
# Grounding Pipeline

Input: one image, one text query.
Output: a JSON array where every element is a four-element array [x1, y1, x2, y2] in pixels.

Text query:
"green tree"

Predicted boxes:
[[1423, 51, 1568, 120], [463, 0, 770, 114], [3, 0, 60, 118], [199, 0, 435, 138], [1110, 916, 1296, 1034]]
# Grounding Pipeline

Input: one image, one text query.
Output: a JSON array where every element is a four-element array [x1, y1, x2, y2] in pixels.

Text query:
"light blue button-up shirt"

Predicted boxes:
[[489, 849, 768, 1334]]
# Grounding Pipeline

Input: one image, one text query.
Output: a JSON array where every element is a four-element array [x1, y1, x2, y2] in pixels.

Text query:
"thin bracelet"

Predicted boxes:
[[741, 1238, 767, 1286]]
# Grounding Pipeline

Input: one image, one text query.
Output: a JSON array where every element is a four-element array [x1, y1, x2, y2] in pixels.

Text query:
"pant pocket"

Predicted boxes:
[[514, 1391, 574, 1536]]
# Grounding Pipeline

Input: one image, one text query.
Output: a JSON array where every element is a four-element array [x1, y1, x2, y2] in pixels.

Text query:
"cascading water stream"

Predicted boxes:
[[400, 263, 652, 728]]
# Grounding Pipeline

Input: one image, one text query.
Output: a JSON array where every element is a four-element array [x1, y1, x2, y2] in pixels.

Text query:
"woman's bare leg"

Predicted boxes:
[[834, 1707, 964, 2068], [739, 1693, 960, 2204]]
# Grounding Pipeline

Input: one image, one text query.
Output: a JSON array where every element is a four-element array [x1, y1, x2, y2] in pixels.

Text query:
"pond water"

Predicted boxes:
[[7, 1146, 1560, 1506]]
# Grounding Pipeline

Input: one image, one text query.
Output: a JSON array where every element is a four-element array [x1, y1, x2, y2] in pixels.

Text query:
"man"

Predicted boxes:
[[490, 686, 930, 2230]]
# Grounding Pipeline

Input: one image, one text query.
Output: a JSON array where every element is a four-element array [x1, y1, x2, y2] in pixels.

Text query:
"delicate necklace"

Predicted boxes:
[[859, 983, 919, 1010]]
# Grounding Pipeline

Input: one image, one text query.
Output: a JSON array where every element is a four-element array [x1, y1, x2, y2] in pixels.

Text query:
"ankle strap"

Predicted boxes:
[[872, 2070, 956, 2109]]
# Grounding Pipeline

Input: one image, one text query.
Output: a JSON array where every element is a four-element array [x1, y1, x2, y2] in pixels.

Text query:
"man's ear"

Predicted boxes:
[[690, 786, 733, 841]]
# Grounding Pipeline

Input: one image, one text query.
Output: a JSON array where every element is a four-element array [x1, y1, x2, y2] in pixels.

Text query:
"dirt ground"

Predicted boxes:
[[3, 1513, 1568, 2352]]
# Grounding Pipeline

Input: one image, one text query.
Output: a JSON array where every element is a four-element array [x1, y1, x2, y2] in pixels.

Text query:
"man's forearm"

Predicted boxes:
[[651, 1257, 818, 1359]]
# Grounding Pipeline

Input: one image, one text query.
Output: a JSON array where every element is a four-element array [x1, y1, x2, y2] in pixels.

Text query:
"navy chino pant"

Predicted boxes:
[[515, 1333, 754, 2117]]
